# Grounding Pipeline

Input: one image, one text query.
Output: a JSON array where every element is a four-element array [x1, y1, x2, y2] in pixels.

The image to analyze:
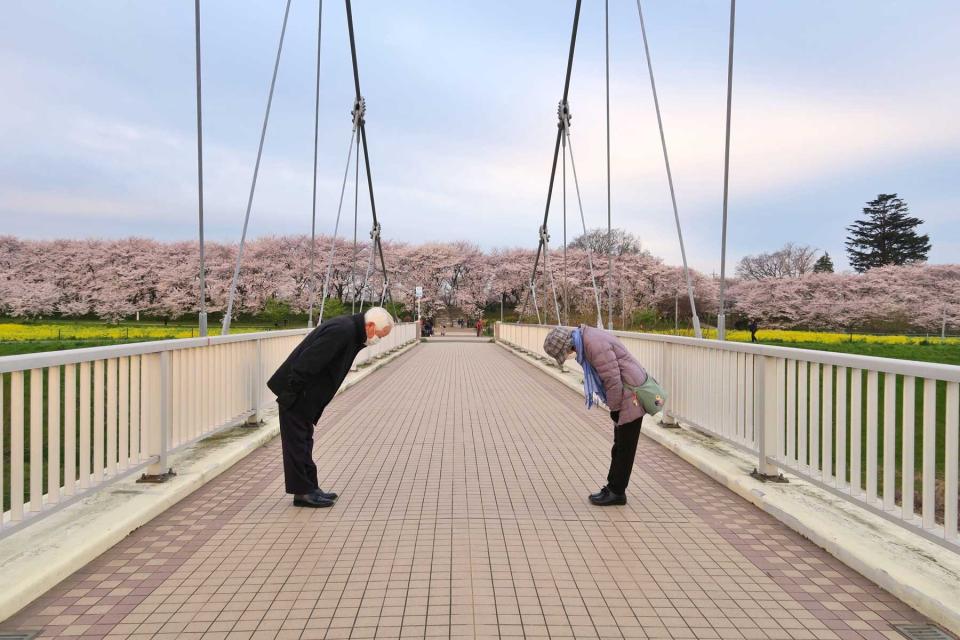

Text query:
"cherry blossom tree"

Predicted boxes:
[[1, 236, 956, 334]]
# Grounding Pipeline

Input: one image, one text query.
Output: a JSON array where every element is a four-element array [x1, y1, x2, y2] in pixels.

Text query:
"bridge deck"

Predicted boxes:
[[6, 343, 933, 639]]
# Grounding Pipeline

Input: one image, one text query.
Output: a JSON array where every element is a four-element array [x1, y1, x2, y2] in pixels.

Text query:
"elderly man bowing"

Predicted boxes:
[[268, 307, 394, 507]]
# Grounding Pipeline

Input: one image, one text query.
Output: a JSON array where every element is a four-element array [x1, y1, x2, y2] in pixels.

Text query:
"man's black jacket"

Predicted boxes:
[[267, 313, 367, 422]]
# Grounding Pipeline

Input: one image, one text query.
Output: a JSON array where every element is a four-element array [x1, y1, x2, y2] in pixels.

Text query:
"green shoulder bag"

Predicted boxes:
[[626, 376, 669, 414]]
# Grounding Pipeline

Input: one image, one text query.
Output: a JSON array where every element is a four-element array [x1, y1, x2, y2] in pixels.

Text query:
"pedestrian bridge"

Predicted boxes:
[[1, 326, 958, 639]]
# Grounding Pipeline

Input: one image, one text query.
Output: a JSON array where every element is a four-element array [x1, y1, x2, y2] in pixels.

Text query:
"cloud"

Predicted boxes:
[[2, 4, 958, 277], [0, 189, 167, 220]]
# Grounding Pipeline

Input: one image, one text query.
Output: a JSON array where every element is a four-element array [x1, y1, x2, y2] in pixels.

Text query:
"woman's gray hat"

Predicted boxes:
[[543, 326, 574, 367]]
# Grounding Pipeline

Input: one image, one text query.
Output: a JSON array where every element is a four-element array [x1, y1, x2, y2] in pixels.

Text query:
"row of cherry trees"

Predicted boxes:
[[0, 236, 955, 331], [0, 236, 714, 322], [731, 264, 960, 332]]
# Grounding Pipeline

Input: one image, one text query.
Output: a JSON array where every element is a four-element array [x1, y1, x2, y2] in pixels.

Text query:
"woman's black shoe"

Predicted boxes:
[[589, 490, 626, 506], [293, 493, 335, 508], [313, 488, 338, 501]]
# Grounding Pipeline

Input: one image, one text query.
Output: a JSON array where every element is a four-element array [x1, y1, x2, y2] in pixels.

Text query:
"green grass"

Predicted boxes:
[[0, 339, 141, 357], [762, 340, 960, 367]]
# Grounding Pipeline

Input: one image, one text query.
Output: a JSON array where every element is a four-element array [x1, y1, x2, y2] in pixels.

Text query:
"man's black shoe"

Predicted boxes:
[[589, 486, 610, 501], [589, 489, 626, 506], [313, 488, 338, 501], [293, 493, 334, 508]]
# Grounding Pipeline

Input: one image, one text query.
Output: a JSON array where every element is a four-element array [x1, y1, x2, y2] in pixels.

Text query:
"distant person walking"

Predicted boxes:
[[749, 319, 759, 343]]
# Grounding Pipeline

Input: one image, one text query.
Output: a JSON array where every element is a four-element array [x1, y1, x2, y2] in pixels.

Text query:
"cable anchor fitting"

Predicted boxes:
[[539, 224, 551, 245], [369, 221, 381, 242], [557, 100, 572, 132], [351, 96, 367, 130]]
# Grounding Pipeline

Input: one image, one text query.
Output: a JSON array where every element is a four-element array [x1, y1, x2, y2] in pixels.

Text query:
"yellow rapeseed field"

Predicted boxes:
[[0, 323, 271, 342], [654, 327, 960, 345]]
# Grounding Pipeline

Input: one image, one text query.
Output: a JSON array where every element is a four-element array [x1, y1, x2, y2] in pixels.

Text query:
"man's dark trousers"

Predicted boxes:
[[607, 415, 643, 495], [279, 406, 320, 495]]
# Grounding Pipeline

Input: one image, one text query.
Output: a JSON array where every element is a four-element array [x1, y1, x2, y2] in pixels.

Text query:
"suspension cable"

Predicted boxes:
[[357, 250, 375, 314], [350, 99, 362, 313], [357, 223, 379, 313], [345, 0, 395, 320], [518, 0, 583, 325], [530, 279, 542, 325], [562, 109, 568, 326], [307, 0, 324, 328], [317, 128, 358, 323], [717, 0, 736, 340], [221, 0, 292, 334], [563, 121, 604, 328], [634, 0, 703, 339], [540, 225, 562, 325], [193, 0, 207, 337], [605, 0, 614, 330]]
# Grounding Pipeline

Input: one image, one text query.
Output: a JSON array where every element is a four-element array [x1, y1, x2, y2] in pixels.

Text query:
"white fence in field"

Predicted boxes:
[[496, 322, 960, 551], [0, 322, 418, 537]]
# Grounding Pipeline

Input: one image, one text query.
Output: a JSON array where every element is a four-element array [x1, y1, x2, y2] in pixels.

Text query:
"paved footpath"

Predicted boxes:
[[3, 343, 940, 639]]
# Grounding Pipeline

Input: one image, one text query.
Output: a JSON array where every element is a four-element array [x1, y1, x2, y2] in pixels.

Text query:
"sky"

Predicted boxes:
[[1, 1, 958, 273]]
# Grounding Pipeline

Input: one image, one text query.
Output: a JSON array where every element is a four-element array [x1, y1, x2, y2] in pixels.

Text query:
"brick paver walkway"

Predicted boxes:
[[4, 343, 940, 639]]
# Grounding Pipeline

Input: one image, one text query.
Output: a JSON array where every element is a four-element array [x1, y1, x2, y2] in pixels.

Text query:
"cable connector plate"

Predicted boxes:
[[539, 224, 551, 244], [557, 100, 572, 131], [351, 96, 366, 129]]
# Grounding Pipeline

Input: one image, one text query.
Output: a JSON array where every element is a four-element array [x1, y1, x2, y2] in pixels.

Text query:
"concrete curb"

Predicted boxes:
[[496, 340, 960, 636], [0, 340, 418, 623]]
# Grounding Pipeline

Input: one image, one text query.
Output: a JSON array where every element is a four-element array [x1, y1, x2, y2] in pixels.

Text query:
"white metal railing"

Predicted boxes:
[[0, 322, 417, 537], [497, 322, 960, 550]]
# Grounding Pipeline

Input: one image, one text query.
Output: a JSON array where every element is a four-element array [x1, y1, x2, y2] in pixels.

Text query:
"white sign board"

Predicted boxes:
[[415, 286, 423, 299]]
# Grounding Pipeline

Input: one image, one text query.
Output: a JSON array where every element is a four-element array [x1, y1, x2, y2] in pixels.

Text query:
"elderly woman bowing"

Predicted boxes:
[[544, 325, 652, 506]]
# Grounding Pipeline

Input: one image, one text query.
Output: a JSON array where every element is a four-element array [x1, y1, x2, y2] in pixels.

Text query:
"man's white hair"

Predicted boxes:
[[364, 306, 394, 330]]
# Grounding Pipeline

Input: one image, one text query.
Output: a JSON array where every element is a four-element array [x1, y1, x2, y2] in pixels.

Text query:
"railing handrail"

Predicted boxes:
[[508, 322, 960, 382], [1, 322, 419, 537], [0, 324, 416, 374], [499, 322, 959, 551]]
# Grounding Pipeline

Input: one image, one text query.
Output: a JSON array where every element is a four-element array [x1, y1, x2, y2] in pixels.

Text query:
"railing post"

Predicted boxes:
[[753, 355, 786, 482], [247, 338, 263, 426], [659, 342, 679, 427], [139, 351, 175, 483]]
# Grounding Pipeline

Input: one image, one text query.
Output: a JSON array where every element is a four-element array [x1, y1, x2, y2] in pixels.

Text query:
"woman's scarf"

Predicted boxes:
[[573, 328, 607, 409]]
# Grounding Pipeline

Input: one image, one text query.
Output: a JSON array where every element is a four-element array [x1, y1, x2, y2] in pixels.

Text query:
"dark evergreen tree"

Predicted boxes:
[[845, 194, 930, 272], [813, 252, 834, 273]]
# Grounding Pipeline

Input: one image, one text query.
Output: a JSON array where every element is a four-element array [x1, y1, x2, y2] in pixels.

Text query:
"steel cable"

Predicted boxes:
[[221, 0, 293, 334], [318, 129, 358, 323]]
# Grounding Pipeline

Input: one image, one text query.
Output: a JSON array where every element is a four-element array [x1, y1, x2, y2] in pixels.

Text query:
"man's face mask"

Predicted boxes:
[[366, 335, 381, 346]]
